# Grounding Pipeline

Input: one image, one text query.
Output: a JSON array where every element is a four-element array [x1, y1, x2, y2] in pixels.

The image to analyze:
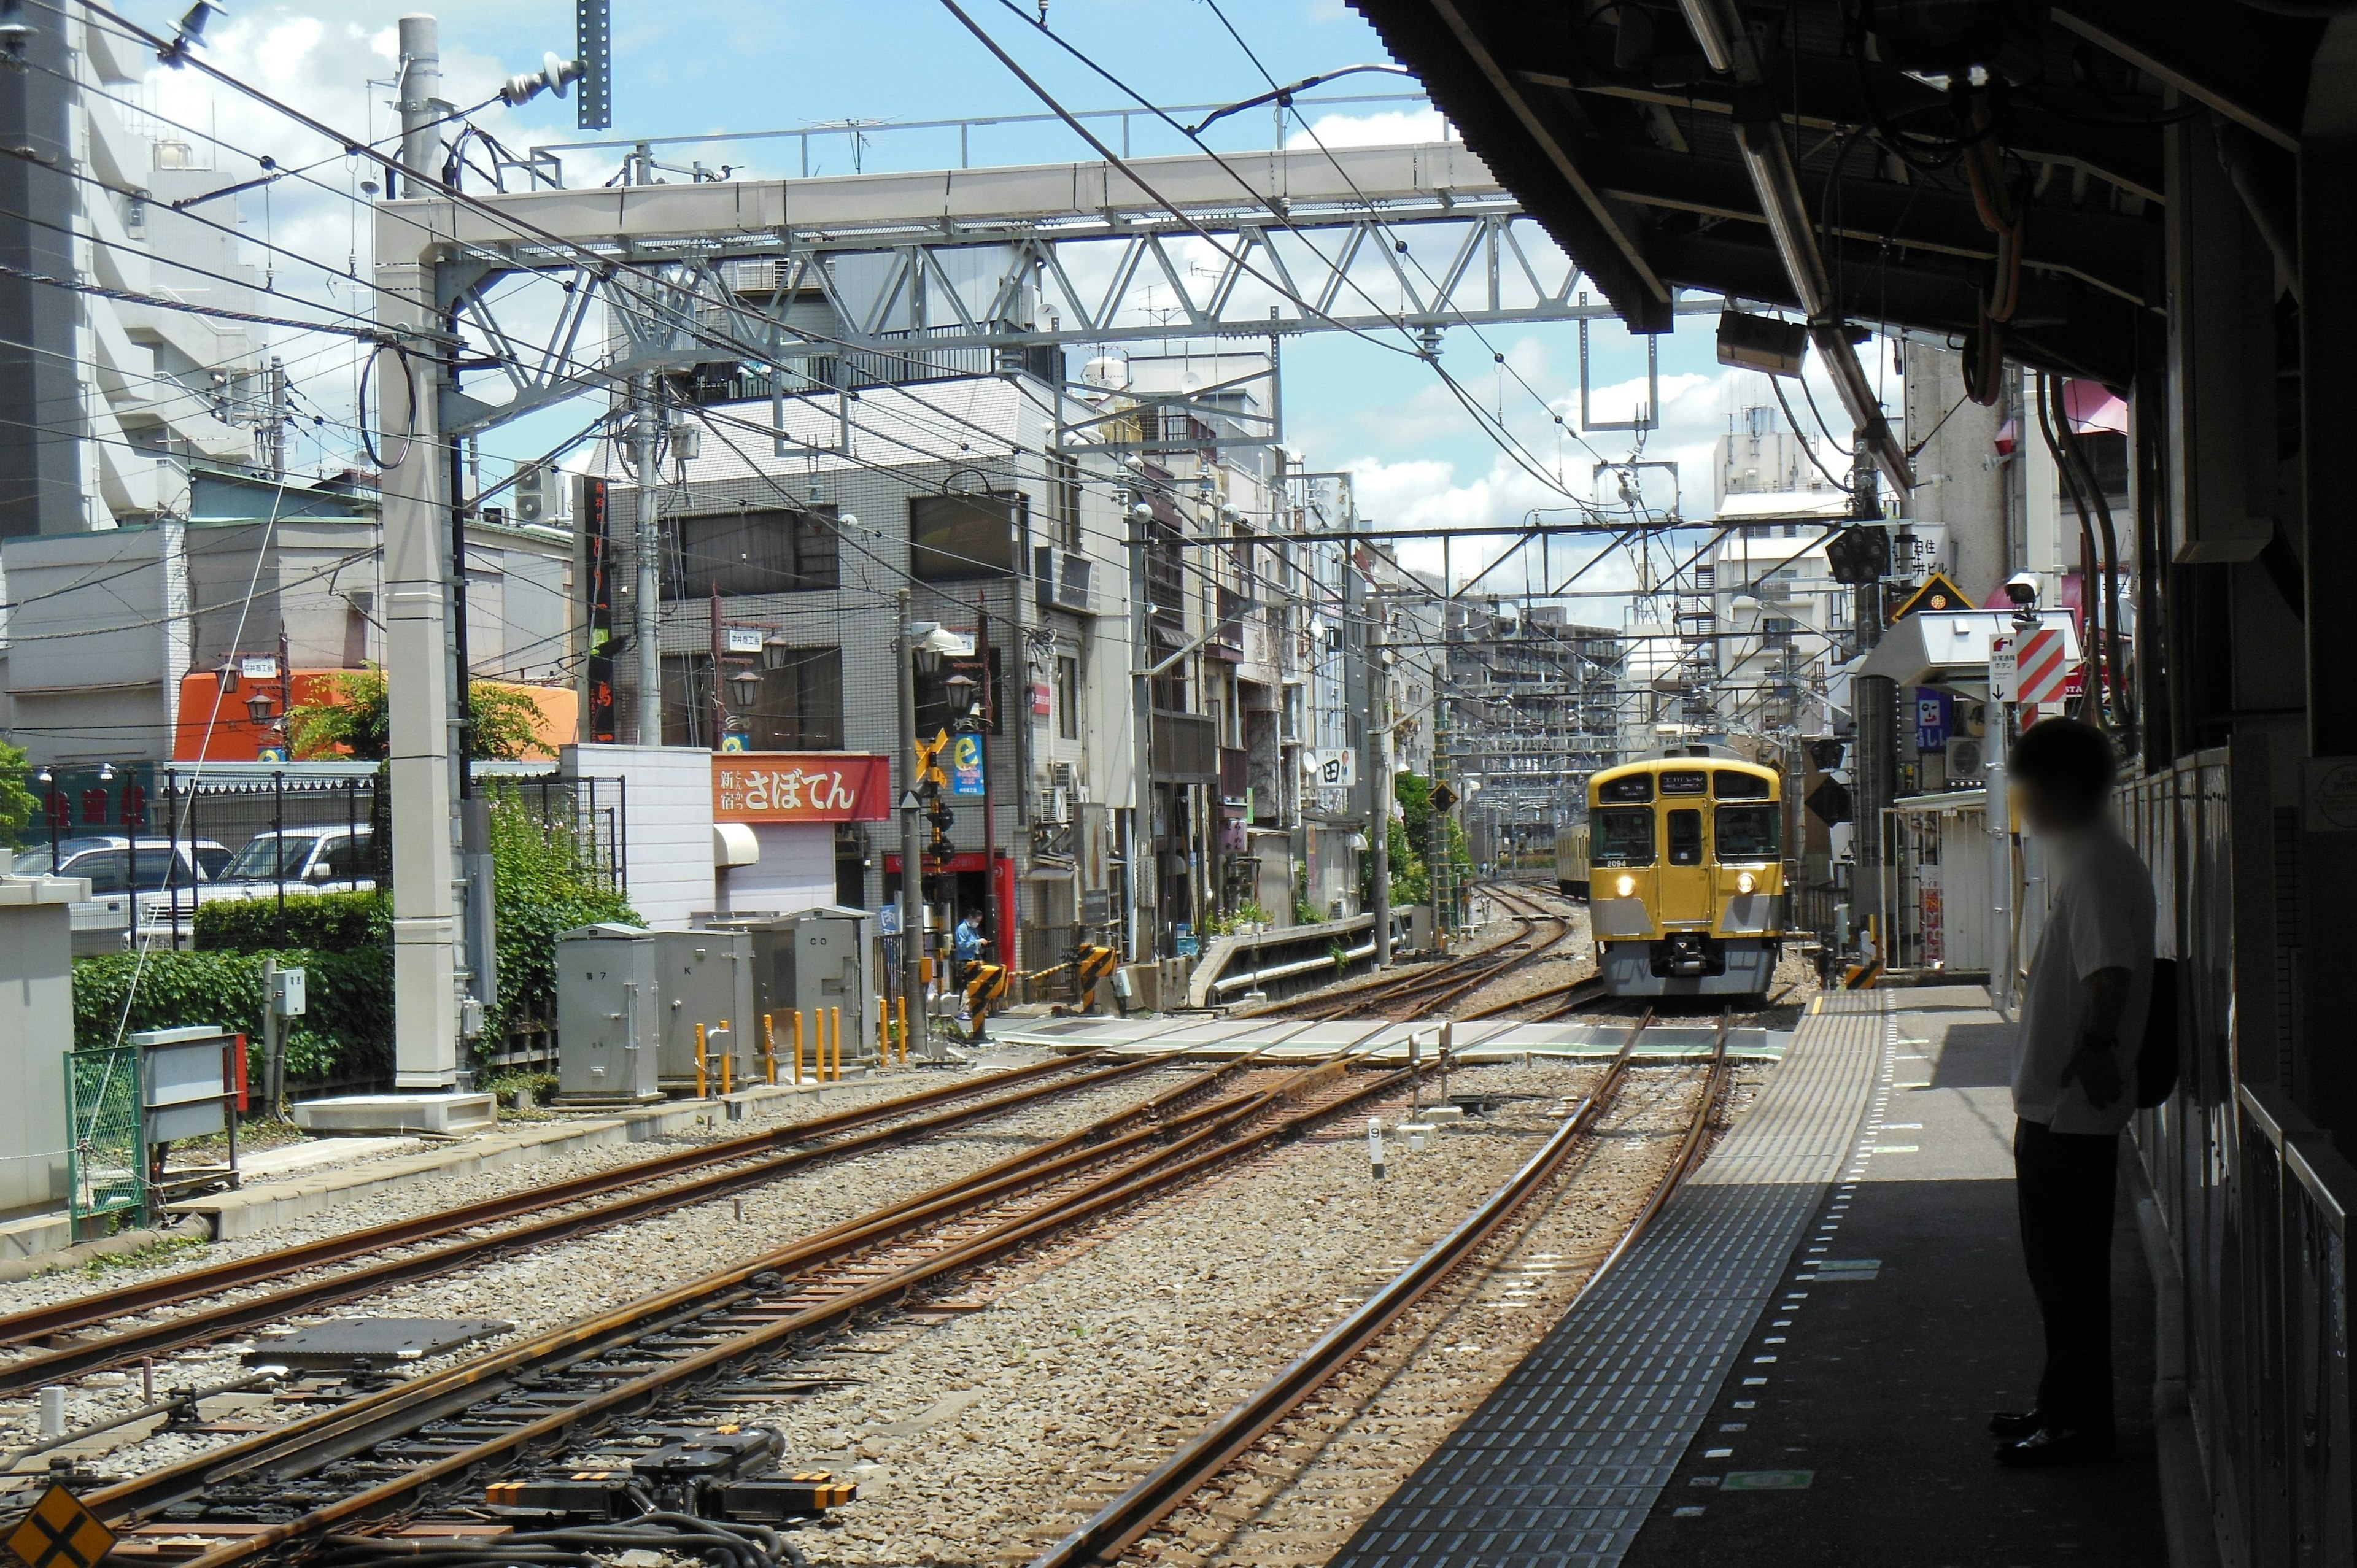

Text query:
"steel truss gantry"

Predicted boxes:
[[377, 139, 1720, 1076], [415, 141, 1714, 441]]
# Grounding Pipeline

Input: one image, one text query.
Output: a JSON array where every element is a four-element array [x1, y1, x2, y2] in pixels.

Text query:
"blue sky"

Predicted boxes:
[[120, 0, 1876, 600]]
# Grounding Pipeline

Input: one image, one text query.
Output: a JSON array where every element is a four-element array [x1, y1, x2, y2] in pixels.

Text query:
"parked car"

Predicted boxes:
[[114, 827, 377, 947], [209, 825, 378, 895], [10, 836, 231, 955]]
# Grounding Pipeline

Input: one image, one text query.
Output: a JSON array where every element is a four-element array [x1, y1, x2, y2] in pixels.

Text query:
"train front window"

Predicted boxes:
[[1593, 808, 1655, 867], [1713, 770, 1771, 799], [1667, 809, 1703, 866], [1715, 805, 1779, 862]]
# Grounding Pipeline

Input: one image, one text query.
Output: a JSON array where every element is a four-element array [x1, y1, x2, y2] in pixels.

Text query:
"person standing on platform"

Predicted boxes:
[[1992, 717, 2154, 1467]]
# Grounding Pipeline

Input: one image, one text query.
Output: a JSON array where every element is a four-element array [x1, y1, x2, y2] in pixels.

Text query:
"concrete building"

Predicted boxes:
[[0, 472, 574, 767], [0, 8, 273, 538]]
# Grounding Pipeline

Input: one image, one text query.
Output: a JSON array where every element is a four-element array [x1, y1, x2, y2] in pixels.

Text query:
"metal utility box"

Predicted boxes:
[[652, 929, 754, 1091], [554, 923, 662, 1104], [707, 907, 874, 1067]]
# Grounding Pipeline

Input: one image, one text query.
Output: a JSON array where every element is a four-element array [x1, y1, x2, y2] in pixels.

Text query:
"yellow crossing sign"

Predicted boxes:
[[6, 1486, 115, 1568]]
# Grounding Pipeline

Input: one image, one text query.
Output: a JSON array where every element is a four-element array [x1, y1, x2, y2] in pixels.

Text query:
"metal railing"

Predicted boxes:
[[2126, 744, 2357, 1565]]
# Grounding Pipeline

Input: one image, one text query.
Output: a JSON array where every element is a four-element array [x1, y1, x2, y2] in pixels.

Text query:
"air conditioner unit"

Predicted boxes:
[[1946, 736, 1984, 782], [1033, 547, 1093, 614], [1049, 761, 1076, 790], [511, 462, 549, 525]]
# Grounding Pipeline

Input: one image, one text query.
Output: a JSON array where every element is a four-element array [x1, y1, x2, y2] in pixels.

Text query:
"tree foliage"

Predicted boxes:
[[481, 780, 637, 1057], [290, 666, 548, 762], [1361, 770, 1475, 913], [0, 738, 36, 847]]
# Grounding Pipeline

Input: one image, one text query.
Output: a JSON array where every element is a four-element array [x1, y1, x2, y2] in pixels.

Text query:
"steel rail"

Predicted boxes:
[[137, 1050, 1433, 1568], [0, 1052, 1107, 1358], [74, 1028, 1393, 1535], [69, 1046, 1282, 1525], [1247, 884, 1536, 1019], [1369, 884, 1581, 1018], [0, 1057, 1168, 1392], [1274, 884, 1577, 1022], [1028, 1008, 1732, 1568]]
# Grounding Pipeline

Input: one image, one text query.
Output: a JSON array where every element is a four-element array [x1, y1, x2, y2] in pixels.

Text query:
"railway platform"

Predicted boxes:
[[1328, 984, 2185, 1568]]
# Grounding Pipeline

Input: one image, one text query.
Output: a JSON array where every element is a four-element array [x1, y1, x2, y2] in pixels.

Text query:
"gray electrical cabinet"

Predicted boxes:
[[707, 907, 874, 1067], [652, 929, 754, 1091], [554, 924, 661, 1104]]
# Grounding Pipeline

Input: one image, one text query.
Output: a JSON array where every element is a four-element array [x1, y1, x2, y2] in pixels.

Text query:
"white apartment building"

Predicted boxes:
[[0, 6, 271, 538]]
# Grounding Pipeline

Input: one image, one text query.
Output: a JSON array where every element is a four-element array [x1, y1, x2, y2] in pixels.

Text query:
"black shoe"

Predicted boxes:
[[1993, 1426, 2115, 1467], [1988, 1410, 2042, 1440]]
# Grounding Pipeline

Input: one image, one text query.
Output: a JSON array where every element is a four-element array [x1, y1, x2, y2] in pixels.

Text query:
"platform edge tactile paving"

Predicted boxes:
[[1325, 994, 1888, 1568]]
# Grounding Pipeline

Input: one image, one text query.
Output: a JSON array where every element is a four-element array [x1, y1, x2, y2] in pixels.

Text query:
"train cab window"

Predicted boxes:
[[1593, 807, 1656, 867], [1660, 770, 1708, 795], [1667, 809, 1703, 865], [1714, 805, 1780, 861], [1713, 770, 1771, 798], [1598, 774, 1653, 803]]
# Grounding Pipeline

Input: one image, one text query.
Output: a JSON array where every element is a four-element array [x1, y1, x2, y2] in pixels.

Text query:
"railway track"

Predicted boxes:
[[54, 1029, 1456, 1568], [1029, 1010, 1732, 1568], [0, 1052, 1163, 1393], [1253, 884, 1581, 1022]]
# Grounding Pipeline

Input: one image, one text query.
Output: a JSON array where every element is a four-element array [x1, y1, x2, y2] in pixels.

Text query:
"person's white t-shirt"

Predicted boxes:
[[2011, 820, 2155, 1135]]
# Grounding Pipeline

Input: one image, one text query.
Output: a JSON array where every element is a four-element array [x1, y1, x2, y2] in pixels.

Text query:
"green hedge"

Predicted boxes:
[[481, 783, 636, 1059], [73, 948, 392, 1084], [194, 892, 390, 954]]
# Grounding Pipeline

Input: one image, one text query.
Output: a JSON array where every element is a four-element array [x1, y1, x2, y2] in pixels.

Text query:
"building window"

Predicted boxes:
[[662, 647, 845, 749], [1057, 654, 1080, 740], [910, 493, 1028, 581], [662, 506, 839, 596], [1048, 454, 1082, 550]]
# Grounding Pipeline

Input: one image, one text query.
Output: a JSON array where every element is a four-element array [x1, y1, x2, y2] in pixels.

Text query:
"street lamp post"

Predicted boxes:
[[897, 591, 931, 1063], [34, 768, 55, 871]]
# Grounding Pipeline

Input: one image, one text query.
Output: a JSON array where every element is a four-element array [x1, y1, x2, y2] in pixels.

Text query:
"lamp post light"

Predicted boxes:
[[34, 767, 55, 871], [724, 666, 763, 750], [945, 671, 980, 728]]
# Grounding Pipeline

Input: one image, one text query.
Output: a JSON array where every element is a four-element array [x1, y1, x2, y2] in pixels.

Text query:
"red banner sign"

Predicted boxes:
[[713, 753, 892, 823]]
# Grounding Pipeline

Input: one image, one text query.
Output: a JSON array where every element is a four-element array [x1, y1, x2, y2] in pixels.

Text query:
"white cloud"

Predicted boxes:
[[1286, 107, 1446, 150]]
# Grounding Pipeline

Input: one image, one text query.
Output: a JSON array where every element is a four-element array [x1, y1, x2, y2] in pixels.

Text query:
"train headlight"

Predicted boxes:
[[1736, 872, 1756, 894], [1615, 875, 1635, 898]]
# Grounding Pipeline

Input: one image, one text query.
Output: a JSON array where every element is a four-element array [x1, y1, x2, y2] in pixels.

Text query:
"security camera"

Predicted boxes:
[[2003, 571, 2039, 606]]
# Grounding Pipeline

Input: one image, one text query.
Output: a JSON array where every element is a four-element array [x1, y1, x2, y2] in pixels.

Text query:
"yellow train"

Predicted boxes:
[[1555, 824, 1590, 898], [1582, 749, 1786, 998]]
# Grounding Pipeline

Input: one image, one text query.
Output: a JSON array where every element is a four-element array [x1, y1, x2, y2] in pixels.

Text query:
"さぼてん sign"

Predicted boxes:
[[713, 754, 892, 823]]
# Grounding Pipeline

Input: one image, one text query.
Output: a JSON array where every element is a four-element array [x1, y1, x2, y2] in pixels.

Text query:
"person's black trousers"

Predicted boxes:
[[2013, 1117, 2121, 1435]]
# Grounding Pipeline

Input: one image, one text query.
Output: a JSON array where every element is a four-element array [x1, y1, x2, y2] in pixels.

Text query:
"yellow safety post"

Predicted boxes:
[[830, 1006, 843, 1080], [792, 1010, 805, 1085], [694, 1023, 709, 1099], [721, 1041, 733, 1096], [875, 997, 886, 1064], [896, 995, 908, 1065], [762, 1014, 777, 1086]]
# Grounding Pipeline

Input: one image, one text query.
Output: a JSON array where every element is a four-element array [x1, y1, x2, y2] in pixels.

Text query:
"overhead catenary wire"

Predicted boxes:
[[973, 0, 1608, 509], [55, 2, 1756, 761]]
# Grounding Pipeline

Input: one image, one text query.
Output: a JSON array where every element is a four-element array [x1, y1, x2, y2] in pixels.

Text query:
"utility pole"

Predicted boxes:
[[266, 357, 287, 480], [1126, 491, 1154, 962], [1430, 697, 1450, 938], [1368, 585, 1391, 968], [896, 591, 929, 1061], [976, 608, 997, 960], [708, 588, 726, 749], [382, 10, 460, 1086], [631, 373, 662, 747]]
